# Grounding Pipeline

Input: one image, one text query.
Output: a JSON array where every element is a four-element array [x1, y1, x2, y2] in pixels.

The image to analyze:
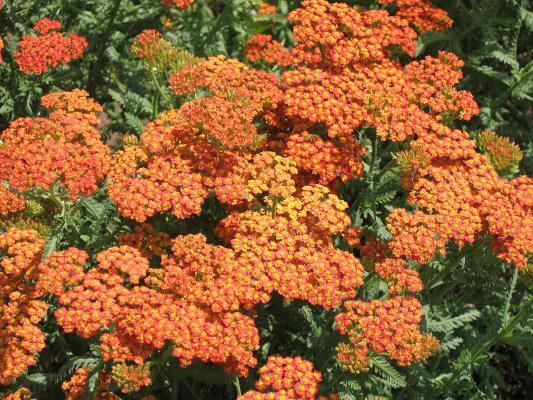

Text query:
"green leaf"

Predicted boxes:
[[18, 373, 56, 398], [124, 112, 145, 134], [42, 236, 59, 260], [427, 310, 480, 333], [370, 356, 406, 388], [439, 337, 464, 353], [80, 365, 102, 400], [501, 267, 518, 325], [56, 356, 101, 384]]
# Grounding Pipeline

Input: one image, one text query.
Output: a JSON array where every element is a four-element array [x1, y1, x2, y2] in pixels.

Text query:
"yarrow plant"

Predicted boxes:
[[0, 0, 531, 399], [14, 18, 88, 75]]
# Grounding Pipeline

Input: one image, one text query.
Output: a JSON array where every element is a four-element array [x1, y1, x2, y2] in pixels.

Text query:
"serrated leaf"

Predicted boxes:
[[80, 366, 101, 400], [339, 378, 361, 394], [501, 267, 518, 325], [124, 112, 145, 134], [56, 356, 101, 384], [18, 373, 56, 397], [439, 337, 464, 353], [501, 333, 533, 346], [82, 198, 105, 218], [42, 236, 59, 260], [427, 310, 480, 333], [370, 356, 406, 388]]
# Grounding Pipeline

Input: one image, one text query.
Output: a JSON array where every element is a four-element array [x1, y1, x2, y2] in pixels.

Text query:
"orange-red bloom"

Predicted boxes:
[[161, 0, 195, 9], [245, 34, 291, 67], [238, 356, 322, 400], [336, 296, 439, 370], [0, 229, 47, 385], [379, 0, 453, 32], [15, 19, 87, 75], [258, 2, 277, 15], [0, 90, 109, 200], [0, 37, 4, 63]]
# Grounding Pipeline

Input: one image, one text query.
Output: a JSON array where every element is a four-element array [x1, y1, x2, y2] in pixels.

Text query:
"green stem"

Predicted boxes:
[[150, 67, 172, 108], [368, 133, 380, 230], [368, 133, 378, 181], [426, 257, 463, 291], [373, 158, 396, 182], [232, 373, 242, 397], [48, 183, 65, 211], [151, 87, 159, 120], [425, 242, 483, 291], [360, 272, 379, 293], [271, 197, 278, 218]]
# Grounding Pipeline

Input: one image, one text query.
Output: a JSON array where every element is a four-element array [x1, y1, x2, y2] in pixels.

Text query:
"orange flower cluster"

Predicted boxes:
[[118, 223, 171, 259], [0, 229, 47, 385], [477, 130, 523, 174], [107, 145, 207, 222], [0, 37, 4, 63], [1, 388, 34, 400], [238, 356, 322, 400], [387, 122, 532, 267], [376, 258, 423, 294], [110, 57, 285, 221], [111, 363, 151, 393], [33, 17, 63, 34], [161, 0, 195, 9], [404, 51, 479, 122], [245, 34, 291, 66], [342, 227, 364, 248], [0, 90, 109, 200], [146, 233, 270, 312], [0, 187, 25, 217], [336, 296, 439, 371], [169, 55, 282, 107], [61, 369, 120, 400], [41, 88, 104, 114], [379, 0, 453, 32], [215, 184, 365, 309], [131, 30, 200, 72], [131, 29, 162, 59], [62, 368, 90, 400], [258, 2, 277, 15], [281, 131, 366, 184], [14, 18, 87, 75], [38, 243, 260, 376], [284, 0, 476, 142]]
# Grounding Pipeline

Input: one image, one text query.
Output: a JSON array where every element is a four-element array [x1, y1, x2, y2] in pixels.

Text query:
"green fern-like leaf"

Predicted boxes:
[[427, 310, 480, 333], [56, 356, 101, 384], [501, 267, 518, 325], [18, 373, 57, 398], [370, 356, 406, 388], [80, 365, 102, 400], [124, 112, 145, 134], [438, 337, 464, 353]]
